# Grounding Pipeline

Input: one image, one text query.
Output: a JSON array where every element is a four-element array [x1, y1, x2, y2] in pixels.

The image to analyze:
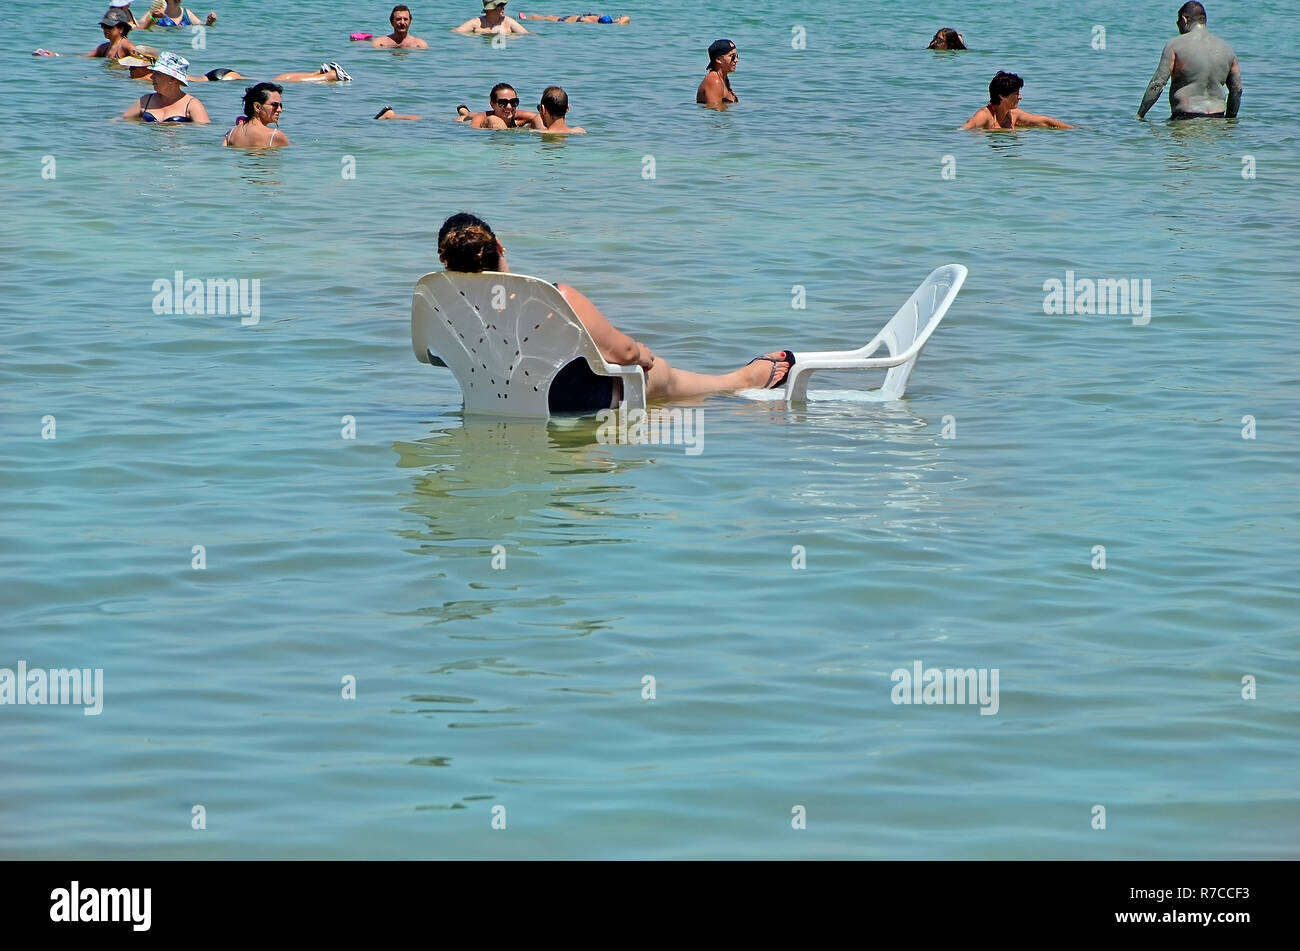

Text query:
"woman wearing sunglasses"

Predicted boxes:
[[460, 83, 538, 128], [223, 82, 290, 147], [697, 39, 739, 108]]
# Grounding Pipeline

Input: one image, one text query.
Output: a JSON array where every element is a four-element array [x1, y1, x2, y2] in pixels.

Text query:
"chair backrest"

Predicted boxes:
[[411, 271, 642, 418], [868, 264, 966, 399]]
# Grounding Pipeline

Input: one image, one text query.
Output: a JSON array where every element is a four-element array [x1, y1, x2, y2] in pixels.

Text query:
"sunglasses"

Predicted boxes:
[[494, 97, 520, 108], [264, 102, 284, 110]]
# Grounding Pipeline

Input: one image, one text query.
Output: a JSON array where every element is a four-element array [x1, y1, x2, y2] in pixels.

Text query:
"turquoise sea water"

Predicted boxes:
[[1, 1, 1297, 859]]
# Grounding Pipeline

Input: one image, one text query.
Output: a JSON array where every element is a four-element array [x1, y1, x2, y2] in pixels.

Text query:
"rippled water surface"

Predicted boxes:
[[1, 0, 1297, 859]]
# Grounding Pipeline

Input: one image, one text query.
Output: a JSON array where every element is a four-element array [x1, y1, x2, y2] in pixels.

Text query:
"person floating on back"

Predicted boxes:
[[517, 12, 629, 23], [1137, 1, 1241, 120], [529, 86, 585, 134], [961, 71, 1074, 130], [374, 4, 429, 47]]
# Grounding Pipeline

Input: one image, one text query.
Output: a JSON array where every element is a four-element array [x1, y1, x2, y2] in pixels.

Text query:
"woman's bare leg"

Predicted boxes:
[[643, 351, 790, 401]]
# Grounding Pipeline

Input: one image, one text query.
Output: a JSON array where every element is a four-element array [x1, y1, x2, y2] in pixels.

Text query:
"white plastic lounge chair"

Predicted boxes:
[[775, 264, 967, 402], [412, 265, 965, 417], [411, 271, 647, 418]]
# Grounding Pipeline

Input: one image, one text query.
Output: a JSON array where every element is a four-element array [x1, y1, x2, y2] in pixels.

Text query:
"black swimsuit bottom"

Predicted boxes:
[[1171, 110, 1226, 120], [549, 358, 615, 414]]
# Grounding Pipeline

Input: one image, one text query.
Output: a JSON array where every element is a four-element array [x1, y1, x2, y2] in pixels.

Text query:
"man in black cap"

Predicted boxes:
[[697, 39, 739, 108]]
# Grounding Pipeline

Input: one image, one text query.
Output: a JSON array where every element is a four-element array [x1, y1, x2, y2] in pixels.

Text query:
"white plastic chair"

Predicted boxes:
[[779, 264, 967, 402], [411, 271, 647, 418]]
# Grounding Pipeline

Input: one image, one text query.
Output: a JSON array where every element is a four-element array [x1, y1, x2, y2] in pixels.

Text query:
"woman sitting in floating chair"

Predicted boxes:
[[411, 213, 965, 418]]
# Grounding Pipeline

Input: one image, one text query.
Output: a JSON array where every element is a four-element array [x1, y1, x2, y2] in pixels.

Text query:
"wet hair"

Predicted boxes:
[[242, 82, 283, 118], [390, 4, 411, 22], [438, 213, 501, 273], [989, 71, 1024, 105], [928, 28, 966, 50], [490, 82, 517, 103], [1178, 2, 1207, 24], [539, 86, 568, 118]]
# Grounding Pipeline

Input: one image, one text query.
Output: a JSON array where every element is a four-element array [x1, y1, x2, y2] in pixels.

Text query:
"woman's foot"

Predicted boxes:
[[739, 350, 794, 389]]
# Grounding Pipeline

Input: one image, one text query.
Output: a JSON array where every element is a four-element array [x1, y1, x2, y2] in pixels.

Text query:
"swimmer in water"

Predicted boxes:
[[517, 12, 629, 23], [104, 0, 141, 28], [138, 0, 217, 28], [274, 63, 352, 82], [927, 28, 967, 50], [373, 4, 429, 48], [528, 86, 586, 134], [117, 51, 158, 78], [961, 71, 1074, 130], [191, 67, 244, 82], [1137, 1, 1242, 120], [453, 1, 530, 35], [91, 9, 137, 58], [223, 82, 290, 148], [458, 83, 539, 128], [697, 39, 738, 108], [120, 51, 210, 123], [373, 106, 424, 120]]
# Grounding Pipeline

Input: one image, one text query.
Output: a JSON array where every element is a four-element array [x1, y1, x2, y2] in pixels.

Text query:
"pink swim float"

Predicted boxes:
[[349, 32, 372, 40]]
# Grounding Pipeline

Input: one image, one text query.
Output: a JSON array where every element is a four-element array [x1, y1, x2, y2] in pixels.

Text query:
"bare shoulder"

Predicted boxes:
[[555, 282, 589, 305]]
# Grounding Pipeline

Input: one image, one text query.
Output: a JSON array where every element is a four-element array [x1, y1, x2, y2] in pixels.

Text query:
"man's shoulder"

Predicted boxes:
[[1210, 31, 1237, 57]]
